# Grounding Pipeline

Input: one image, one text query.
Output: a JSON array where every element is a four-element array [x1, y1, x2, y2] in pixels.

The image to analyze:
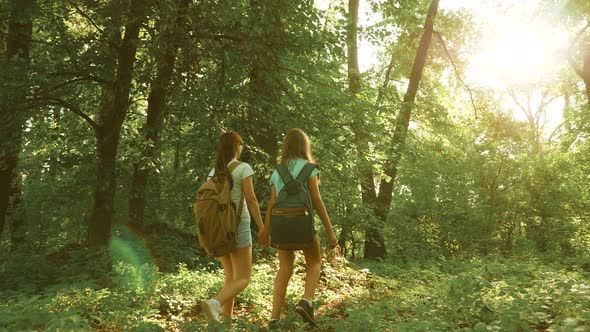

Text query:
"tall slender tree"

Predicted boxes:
[[129, 0, 189, 226], [248, 0, 284, 161], [565, 0, 590, 109], [570, 44, 590, 109], [88, 0, 150, 246], [345, 0, 386, 259], [0, 0, 35, 250], [375, 0, 440, 230]]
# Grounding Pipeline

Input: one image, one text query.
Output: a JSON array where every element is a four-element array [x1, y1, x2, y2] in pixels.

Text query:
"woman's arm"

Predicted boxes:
[[265, 186, 276, 228], [258, 185, 276, 246], [308, 175, 338, 248], [242, 176, 264, 232]]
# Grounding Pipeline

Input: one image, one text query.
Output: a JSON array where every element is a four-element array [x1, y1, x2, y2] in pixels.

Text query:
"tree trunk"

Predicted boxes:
[[129, 0, 188, 226], [249, 63, 280, 160], [584, 79, 590, 108], [374, 0, 440, 244], [0, 0, 34, 251], [248, 0, 282, 162], [345, 0, 386, 259], [346, 0, 361, 95], [571, 44, 590, 110], [582, 50, 590, 108], [338, 228, 348, 257], [174, 140, 180, 170], [88, 0, 147, 246]]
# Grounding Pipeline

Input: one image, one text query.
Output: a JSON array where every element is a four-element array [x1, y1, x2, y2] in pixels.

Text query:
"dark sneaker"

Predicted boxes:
[[295, 299, 316, 326], [268, 319, 281, 330]]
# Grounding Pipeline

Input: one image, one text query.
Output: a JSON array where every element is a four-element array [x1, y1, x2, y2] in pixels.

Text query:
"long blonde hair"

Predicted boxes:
[[280, 128, 315, 163]]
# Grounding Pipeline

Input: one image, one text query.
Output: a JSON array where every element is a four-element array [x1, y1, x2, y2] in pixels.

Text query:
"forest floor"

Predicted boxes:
[[1, 243, 590, 331]]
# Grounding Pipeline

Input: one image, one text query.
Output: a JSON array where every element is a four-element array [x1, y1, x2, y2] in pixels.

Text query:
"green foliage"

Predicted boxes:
[[1, 0, 587, 264], [2, 0, 590, 330], [2, 246, 590, 331], [338, 258, 590, 331]]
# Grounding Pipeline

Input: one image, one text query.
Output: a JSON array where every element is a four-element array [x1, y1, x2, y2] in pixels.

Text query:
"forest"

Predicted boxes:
[[1, 0, 589, 330]]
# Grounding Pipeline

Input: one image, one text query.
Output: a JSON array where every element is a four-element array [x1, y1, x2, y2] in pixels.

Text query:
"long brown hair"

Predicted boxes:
[[280, 128, 315, 164], [215, 131, 243, 186]]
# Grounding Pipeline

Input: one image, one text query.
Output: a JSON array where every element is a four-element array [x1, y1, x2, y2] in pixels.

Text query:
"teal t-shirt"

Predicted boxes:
[[269, 158, 319, 197]]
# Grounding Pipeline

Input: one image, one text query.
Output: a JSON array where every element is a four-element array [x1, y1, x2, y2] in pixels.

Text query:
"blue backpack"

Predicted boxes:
[[270, 162, 318, 250]]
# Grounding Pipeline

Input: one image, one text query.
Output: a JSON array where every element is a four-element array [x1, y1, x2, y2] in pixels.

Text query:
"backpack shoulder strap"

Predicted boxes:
[[276, 163, 294, 184], [211, 161, 241, 178], [227, 160, 244, 218], [296, 162, 318, 183], [228, 160, 242, 174]]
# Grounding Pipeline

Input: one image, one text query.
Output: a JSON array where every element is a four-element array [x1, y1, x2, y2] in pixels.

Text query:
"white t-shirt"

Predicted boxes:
[[208, 159, 254, 222]]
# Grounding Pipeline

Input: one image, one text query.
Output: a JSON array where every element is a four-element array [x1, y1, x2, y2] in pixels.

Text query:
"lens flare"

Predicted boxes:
[[109, 224, 158, 291]]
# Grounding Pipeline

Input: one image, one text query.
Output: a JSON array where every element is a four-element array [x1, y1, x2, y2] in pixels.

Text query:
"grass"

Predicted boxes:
[[1, 248, 589, 331]]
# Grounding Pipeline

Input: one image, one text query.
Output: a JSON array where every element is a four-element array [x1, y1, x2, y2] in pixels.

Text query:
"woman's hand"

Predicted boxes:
[[327, 231, 338, 250], [258, 227, 270, 246]]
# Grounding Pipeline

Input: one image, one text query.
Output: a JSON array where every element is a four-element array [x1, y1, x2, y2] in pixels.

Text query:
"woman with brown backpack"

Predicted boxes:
[[199, 131, 264, 323]]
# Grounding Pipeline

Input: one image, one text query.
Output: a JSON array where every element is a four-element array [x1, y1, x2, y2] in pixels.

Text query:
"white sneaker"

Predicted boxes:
[[201, 299, 220, 322]]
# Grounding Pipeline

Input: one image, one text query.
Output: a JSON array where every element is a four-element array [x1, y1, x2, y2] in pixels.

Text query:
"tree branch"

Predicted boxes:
[[568, 20, 590, 79], [547, 123, 563, 142], [489, 153, 506, 191], [375, 51, 398, 113], [506, 89, 526, 114], [277, 65, 337, 90], [32, 96, 99, 129], [538, 93, 559, 136], [66, 0, 106, 36], [433, 30, 479, 116], [573, 20, 590, 45], [568, 57, 585, 78], [44, 76, 111, 93]]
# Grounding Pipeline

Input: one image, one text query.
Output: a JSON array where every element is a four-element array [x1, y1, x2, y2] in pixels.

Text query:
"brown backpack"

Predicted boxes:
[[193, 161, 243, 258]]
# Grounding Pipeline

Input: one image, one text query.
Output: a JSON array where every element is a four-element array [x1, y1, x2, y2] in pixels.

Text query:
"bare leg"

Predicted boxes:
[[271, 250, 295, 320], [218, 254, 234, 318], [302, 235, 321, 301], [214, 246, 252, 315]]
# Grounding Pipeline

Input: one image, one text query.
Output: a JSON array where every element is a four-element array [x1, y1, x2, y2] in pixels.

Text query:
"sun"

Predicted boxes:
[[482, 28, 552, 80], [466, 22, 568, 88], [443, 0, 571, 135], [463, 21, 568, 136]]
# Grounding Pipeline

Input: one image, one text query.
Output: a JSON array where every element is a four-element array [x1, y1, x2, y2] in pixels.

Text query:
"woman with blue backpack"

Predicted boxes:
[[199, 131, 265, 323], [259, 128, 338, 329]]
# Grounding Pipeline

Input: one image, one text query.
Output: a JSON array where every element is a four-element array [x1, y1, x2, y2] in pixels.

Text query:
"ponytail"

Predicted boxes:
[[214, 131, 243, 187]]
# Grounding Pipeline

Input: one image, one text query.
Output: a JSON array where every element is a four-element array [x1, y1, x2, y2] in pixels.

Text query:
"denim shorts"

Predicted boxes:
[[236, 217, 252, 248]]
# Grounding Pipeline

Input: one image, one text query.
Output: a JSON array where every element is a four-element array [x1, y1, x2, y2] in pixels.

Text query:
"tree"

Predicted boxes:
[[345, 0, 386, 259], [88, 0, 150, 246], [374, 0, 440, 243], [0, 0, 35, 251], [247, 0, 286, 162], [569, 42, 590, 109], [564, 0, 590, 109], [129, 0, 189, 226]]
